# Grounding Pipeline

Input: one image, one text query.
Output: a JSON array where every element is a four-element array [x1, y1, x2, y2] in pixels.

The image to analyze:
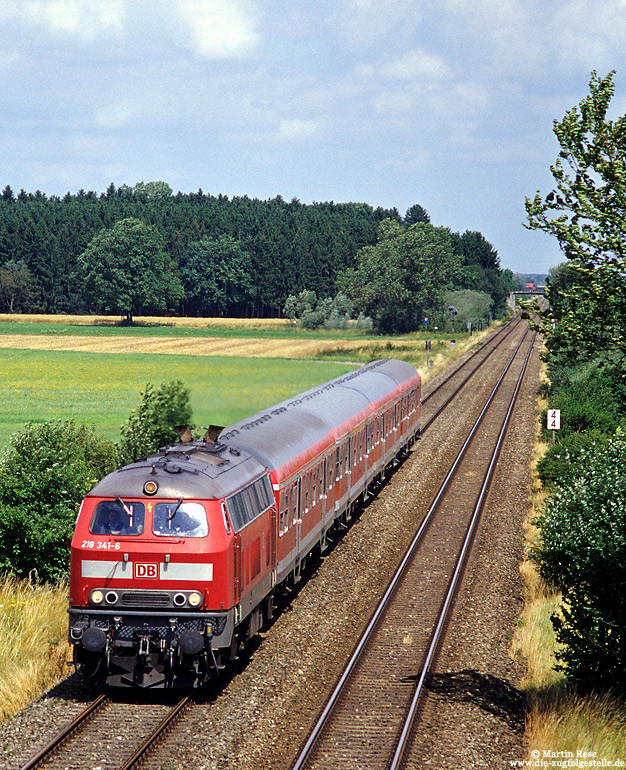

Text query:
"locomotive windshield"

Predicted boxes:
[[152, 502, 208, 537], [90, 500, 145, 536]]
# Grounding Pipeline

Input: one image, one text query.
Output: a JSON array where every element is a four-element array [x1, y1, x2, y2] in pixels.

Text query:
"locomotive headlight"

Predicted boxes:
[[188, 591, 203, 608], [90, 589, 104, 605], [143, 480, 158, 495]]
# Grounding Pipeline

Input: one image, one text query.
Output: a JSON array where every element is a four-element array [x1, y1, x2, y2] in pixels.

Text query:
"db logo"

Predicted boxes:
[[134, 562, 158, 579]]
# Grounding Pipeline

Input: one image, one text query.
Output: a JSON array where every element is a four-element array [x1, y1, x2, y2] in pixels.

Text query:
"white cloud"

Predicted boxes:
[[435, 0, 626, 76], [0, 0, 126, 40], [176, 0, 259, 59], [551, 0, 626, 71], [276, 118, 321, 142], [357, 48, 452, 84]]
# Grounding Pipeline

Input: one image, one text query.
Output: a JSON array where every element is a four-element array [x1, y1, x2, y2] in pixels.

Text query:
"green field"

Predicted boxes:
[[0, 348, 356, 449]]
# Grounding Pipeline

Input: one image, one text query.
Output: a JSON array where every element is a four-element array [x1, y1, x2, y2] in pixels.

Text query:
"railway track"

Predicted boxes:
[[289, 328, 536, 770], [420, 315, 523, 432], [19, 694, 190, 770], [14, 317, 533, 770]]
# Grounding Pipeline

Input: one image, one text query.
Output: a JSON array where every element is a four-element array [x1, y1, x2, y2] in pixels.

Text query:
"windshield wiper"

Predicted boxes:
[[168, 498, 184, 522], [116, 497, 134, 527]]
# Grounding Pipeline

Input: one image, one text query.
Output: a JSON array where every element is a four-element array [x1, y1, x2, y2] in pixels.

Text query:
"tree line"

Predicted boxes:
[[0, 184, 512, 328], [525, 70, 626, 692]]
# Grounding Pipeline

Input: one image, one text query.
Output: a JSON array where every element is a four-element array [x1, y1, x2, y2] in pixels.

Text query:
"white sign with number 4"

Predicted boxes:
[[547, 409, 561, 431]]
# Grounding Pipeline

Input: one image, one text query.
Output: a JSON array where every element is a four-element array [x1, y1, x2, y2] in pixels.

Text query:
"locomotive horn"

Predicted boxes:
[[174, 425, 194, 442], [203, 425, 224, 443]]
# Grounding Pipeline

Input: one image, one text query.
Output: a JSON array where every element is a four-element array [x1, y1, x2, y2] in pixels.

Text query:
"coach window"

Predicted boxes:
[[279, 490, 287, 536], [326, 454, 333, 491], [290, 483, 296, 525], [153, 502, 208, 537]]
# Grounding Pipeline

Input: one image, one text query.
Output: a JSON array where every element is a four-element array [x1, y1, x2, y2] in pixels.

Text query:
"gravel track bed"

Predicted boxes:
[[404, 338, 541, 769], [0, 326, 538, 770]]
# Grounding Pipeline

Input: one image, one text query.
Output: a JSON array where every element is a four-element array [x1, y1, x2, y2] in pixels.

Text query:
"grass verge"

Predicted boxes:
[[0, 577, 70, 721], [511, 374, 626, 762]]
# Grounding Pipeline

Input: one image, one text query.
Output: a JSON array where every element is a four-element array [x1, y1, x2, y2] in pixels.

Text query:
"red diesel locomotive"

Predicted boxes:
[[69, 358, 421, 687]]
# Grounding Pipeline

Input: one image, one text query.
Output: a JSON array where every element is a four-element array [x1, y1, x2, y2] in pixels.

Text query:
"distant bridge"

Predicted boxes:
[[507, 289, 545, 311]]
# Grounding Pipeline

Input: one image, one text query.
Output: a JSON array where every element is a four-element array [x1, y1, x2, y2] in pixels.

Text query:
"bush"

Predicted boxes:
[[536, 430, 610, 489], [118, 380, 193, 465], [283, 291, 356, 330], [0, 421, 117, 581], [532, 436, 626, 691], [442, 289, 492, 327], [543, 361, 626, 441]]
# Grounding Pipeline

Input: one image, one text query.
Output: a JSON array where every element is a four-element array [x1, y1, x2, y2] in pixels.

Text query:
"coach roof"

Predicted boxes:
[[220, 358, 419, 470]]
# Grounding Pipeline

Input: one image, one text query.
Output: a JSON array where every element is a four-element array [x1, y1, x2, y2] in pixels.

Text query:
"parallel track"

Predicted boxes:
[[289, 328, 536, 770]]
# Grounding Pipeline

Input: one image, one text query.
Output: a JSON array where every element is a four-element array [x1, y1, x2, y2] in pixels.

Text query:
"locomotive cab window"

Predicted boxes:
[[152, 502, 208, 537], [90, 500, 145, 536]]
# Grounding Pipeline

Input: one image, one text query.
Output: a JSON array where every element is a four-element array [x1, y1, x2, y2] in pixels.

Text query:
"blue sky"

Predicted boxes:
[[2, 0, 626, 274]]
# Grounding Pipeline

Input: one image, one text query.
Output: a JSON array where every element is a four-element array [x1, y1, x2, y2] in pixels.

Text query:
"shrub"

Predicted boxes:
[[118, 380, 193, 465], [536, 430, 610, 489], [0, 421, 117, 581], [283, 290, 355, 330], [532, 436, 626, 691], [543, 361, 626, 441]]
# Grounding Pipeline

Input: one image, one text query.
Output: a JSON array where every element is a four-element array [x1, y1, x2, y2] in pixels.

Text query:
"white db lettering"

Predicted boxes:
[[135, 563, 157, 578]]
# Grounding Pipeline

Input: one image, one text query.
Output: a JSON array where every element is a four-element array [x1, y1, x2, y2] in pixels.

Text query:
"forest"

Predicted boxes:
[[0, 183, 512, 327]]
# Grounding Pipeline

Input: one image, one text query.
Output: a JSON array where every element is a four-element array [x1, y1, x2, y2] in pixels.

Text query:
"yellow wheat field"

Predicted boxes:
[[0, 333, 380, 358], [0, 313, 291, 329]]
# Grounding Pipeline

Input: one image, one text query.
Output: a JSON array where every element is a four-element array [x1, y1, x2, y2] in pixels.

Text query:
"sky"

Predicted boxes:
[[2, 1, 626, 275]]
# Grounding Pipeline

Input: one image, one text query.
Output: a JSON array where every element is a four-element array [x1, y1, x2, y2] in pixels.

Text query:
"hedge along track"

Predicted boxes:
[[289, 328, 536, 770], [18, 694, 190, 770]]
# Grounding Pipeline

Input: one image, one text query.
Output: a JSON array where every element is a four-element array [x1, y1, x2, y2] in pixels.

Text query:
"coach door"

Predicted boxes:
[[295, 477, 302, 559], [234, 532, 242, 603]]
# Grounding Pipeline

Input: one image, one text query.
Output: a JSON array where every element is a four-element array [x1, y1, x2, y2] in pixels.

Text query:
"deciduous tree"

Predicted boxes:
[[180, 236, 253, 316], [525, 70, 626, 364], [339, 219, 459, 333], [77, 217, 183, 322]]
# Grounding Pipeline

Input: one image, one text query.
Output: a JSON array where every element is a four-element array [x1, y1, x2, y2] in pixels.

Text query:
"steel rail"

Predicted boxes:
[[420, 316, 524, 434], [290, 328, 531, 770], [18, 693, 108, 770], [421, 314, 522, 407], [119, 695, 190, 770], [389, 332, 536, 770]]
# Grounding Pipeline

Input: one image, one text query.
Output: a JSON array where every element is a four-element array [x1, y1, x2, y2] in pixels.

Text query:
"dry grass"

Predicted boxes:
[[512, 367, 626, 762], [0, 332, 372, 358], [0, 577, 71, 721], [0, 313, 291, 329], [527, 689, 626, 760], [0, 315, 501, 364]]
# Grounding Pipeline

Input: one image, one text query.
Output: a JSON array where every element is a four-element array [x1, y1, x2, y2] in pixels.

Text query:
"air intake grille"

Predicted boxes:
[[120, 591, 171, 607]]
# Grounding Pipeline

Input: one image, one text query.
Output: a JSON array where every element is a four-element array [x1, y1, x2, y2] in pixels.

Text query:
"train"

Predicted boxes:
[[68, 358, 421, 688]]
